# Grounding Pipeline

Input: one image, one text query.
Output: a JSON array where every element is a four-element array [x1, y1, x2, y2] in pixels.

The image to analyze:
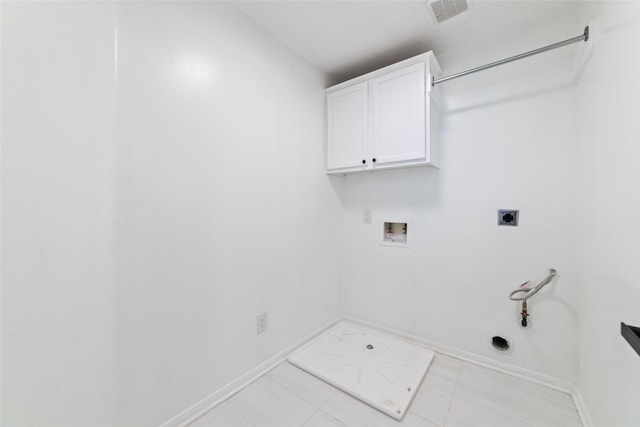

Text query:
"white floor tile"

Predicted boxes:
[[302, 410, 349, 427], [445, 396, 527, 427], [461, 362, 575, 408], [188, 409, 229, 427], [445, 362, 581, 427], [226, 375, 317, 427], [267, 362, 338, 407], [428, 354, 463, 382], [321, 389, 436, 427], [408, 353, 461, 425], [189, 402, 253, 427]]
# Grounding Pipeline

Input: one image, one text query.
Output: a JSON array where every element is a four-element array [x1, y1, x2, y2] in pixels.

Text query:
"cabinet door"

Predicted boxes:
[[370, 62, 426, 166], [326, 82, 368, 172]]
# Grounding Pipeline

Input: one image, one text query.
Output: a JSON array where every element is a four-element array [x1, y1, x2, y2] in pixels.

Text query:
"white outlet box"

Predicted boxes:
[[257, 313, 268, 334], [363, 209, 372, 223]]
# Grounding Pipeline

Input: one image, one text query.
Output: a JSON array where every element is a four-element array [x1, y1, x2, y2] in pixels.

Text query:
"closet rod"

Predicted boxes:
[[432, 26, 589, 86]]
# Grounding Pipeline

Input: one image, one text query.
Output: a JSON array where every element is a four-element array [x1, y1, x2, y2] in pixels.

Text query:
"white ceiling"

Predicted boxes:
[[234, 1, 585, 83]]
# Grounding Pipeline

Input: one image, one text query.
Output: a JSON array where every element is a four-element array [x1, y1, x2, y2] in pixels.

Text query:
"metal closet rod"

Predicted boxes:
[[432, 26, 589, 86]]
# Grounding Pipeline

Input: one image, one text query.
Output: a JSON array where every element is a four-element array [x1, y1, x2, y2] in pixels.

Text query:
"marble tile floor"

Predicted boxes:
[[188, 353, 582, 427]]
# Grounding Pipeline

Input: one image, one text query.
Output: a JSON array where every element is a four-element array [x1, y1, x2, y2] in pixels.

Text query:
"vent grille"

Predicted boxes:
[[428, 0, 468, 23]]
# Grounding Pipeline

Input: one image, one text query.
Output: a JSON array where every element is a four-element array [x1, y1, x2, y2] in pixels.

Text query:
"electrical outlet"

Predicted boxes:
[[363, 209, 372, 223], [257, 313, 268, 334], [498, 209, 519, 226]]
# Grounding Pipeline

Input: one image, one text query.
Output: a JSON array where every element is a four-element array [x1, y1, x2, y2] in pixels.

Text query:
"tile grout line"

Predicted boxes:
[[256, 376, 294, 407], [407, 410, 439, 426], [441, 358, 464, 427], [299, 407, 324, 427], [265, 362, 338, 409], [225, 398, 264, 427], [264, 363, 342, 426], [211, 366, 281, 426], [225, 401, 257, 427]]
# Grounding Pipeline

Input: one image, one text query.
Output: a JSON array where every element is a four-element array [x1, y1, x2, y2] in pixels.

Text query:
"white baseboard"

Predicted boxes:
[[158, 316, 342, 427], [571, 385, 593, 427], [343, 316, 575, 394]]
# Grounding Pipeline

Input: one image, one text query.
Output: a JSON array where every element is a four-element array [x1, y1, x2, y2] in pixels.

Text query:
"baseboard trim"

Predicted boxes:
[[571, 385, 593, 427], [158, 316, 342, 427], [343, 316, 575, 394]]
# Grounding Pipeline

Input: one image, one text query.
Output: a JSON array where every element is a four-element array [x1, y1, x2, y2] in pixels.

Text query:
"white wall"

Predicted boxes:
[[341, 17, 582, 382], [1, 2, 118, 425], [575, 2, 640, 425], [111, 3, 342, 425], [1, 2, 342, 426]]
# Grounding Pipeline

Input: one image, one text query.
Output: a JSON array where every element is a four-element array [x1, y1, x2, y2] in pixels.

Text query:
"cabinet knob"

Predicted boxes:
[[372, 158, 377, 163], [362, 160, 366, 164]]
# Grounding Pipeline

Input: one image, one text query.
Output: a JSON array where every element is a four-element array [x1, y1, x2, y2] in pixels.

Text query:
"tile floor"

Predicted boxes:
[[188, 353, 582, 427]]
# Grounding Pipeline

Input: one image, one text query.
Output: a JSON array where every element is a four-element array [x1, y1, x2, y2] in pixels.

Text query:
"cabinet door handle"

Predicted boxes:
[[372, 158, 377, 163], [362, 159, 366, 164]]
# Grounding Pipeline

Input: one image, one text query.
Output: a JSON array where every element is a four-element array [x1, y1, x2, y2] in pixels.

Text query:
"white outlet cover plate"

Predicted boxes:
[[363, 209, 372, 223], [288, 322, 434, 420]]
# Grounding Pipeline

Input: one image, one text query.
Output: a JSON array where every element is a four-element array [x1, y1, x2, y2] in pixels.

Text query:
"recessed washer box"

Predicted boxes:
[[381, 218, 411, 247]]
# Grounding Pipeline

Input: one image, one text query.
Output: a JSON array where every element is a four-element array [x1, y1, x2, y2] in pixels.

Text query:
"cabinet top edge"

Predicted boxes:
[[326, 51, 441, 93]]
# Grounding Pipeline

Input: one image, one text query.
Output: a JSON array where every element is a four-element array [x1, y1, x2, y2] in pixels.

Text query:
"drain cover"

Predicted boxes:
[[366, 344, 374, 350]]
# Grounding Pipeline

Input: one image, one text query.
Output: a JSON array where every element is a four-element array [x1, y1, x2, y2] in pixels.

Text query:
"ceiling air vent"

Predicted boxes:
[[427, 0, 469, 24]]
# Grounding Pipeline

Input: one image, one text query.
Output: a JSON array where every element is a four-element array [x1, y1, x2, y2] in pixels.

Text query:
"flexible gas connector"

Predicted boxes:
[[509, 269, 557, 302], [510, 269, 557, 327]]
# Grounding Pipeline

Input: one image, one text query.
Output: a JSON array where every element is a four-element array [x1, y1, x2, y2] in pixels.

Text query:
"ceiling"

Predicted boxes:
[[234, 1, 585, 83]]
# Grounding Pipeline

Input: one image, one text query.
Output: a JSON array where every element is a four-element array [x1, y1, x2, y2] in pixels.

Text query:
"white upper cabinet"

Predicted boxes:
[[326, 82, 368, 171], [371, 62, 426, 166], [326, 52, 441, 175]]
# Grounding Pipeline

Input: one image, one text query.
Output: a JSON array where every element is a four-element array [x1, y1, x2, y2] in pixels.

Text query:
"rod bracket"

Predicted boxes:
[[584, 26, 589, 42]]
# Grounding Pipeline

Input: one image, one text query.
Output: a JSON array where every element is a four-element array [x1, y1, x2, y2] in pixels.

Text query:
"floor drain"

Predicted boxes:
[[366, 344, 374, 350]]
